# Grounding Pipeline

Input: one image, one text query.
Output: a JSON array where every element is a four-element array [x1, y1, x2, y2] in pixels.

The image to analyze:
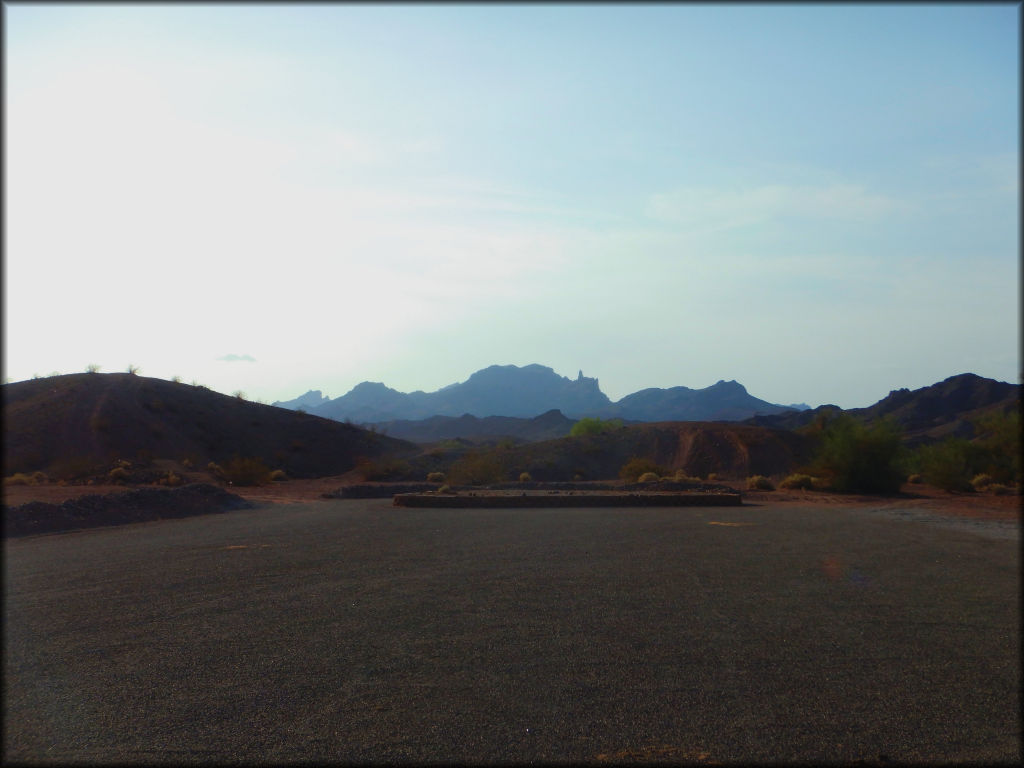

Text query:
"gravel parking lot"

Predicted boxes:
[[4, 500, 1020, 764]]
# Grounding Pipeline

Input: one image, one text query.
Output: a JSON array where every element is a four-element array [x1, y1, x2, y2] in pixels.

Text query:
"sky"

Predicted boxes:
[[4, 3, 1019, 410]]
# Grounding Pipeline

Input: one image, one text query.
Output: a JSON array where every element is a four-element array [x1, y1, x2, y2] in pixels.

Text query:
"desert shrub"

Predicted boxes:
[[747, 475, 775, 491], [570, 417, 623, 437], [427, 471, 446, 483], [907, 473, 923, 484], [809, 413, 905, 494], [672, 469, 702, 483], [4, 473, 37, 486], [269, 469, 287, 482], [619, 457, 666, 483], [518, 472, 532, 482], [437, 484, 453, 494], [779, 473, 816, 491], [221, 456, 272, 486], [233, 391, 247, 400], [182, 457, 194, 469], [207, 461, 226, 480], [637, 472, 660, 483], [86, 363, 101, 373], [918, 438, 978, 492], [448, 450, 505, 486], [156, 471, 183, 487], [706, 473, 719, 482], [108, 467, 130, 484], [970, 473, 994, 492], [356, 457, 412, 482], [172, 375, 182, 383], [127, 364, 140, 375], [986, 483, 1014, 495]]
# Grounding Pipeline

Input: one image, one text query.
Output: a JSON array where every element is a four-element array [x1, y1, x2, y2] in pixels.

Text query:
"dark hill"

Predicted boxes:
[[2, 373, 416, 479], [745, 373, 1019, 443], [603, 379, 793, 421]]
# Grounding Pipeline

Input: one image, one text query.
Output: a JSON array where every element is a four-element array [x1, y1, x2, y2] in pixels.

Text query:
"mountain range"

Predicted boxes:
[[273, 364, 805, 424]]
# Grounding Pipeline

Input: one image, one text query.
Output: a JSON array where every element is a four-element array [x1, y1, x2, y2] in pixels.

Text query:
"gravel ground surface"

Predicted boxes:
[[4, 499, 1020, 764]]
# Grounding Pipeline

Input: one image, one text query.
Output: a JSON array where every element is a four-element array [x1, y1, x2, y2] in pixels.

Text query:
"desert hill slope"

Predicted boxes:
[[376, 409, 578, 444], [3, 373, 416, 479], [408, 421, 815, 483]]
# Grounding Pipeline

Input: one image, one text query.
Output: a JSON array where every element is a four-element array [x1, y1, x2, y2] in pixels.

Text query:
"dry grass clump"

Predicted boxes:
[[970, 473, 994, 492], [269, 469, 288, 482], [907, 473, 923, 484], [519, 472, 532, 482], [985, 483, 1013, 495], [427, 472, 446, 483], [108, 466, 130, 484], [746, 475, 775, 491], [637, 472, 660, 483], [3, 471, 48, 486], [778, 473, 816, 490]]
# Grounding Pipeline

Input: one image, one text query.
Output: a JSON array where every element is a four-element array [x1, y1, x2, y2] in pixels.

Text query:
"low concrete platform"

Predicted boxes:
[[393, 490, 743, 507]]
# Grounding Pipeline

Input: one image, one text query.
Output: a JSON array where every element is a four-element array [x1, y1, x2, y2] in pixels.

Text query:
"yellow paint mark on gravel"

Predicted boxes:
[[596, 744, 713, 761], [708, 521, 755, 527]]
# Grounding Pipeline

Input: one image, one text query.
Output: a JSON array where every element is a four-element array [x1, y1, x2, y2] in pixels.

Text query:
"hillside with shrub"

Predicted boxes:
[[376, 421, 816, 485], [3, 373, 416, 481]]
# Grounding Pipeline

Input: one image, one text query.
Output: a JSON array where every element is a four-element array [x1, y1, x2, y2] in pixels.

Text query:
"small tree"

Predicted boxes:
[[570, 417, 624, 437], [809, 413, 904, 494]]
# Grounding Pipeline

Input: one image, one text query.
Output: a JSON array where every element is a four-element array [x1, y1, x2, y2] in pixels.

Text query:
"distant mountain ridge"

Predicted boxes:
[[272, 364, 799, 424]]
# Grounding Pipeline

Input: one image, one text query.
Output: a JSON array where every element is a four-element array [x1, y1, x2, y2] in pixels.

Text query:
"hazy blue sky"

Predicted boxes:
[[4, 3, 1019, 409]]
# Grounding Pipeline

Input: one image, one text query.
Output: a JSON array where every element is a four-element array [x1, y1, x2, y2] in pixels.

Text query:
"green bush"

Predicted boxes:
[[221, 456, 272, 486], [918, 438, 977, 492], [619, 457, 666, 483], [809, 413, 905, 494], [970, 410, 1021, 484], [570, 417, 623, 437], [779, 473, 816, 490], [747, 475, 775, 491]]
